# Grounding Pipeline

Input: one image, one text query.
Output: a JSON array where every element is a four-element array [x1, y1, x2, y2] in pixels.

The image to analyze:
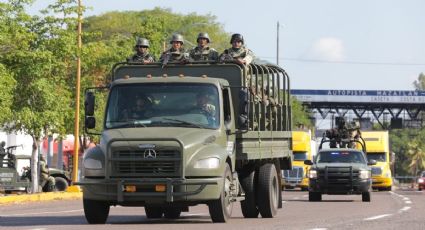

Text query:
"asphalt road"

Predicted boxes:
[[0, 188, 424, 230]]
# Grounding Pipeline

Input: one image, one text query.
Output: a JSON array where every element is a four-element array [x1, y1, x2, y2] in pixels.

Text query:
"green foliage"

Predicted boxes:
[[0, 64, 16, 124], [291, 97, 312, 129]]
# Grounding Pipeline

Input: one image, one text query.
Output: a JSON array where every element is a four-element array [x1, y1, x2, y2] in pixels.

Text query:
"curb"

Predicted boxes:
[[0, 191, 82, 205]]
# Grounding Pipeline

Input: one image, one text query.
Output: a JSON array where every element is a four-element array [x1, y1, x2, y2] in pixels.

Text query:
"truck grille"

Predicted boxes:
[[110, 149, 181, 178], [371, 167, 382, 176], [283, 166, 304, 179], [318, 166, 359, 185]]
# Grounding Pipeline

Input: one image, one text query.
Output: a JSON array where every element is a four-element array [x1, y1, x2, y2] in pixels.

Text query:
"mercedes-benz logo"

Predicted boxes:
[[143, 149, 157, 159]]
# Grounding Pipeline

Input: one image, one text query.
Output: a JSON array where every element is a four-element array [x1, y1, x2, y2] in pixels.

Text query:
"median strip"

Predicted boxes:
[[0, 191, 82, 205]]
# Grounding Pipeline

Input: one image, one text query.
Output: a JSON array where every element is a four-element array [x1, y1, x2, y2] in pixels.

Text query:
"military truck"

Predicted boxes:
[[304, 118, 375, 202], [0, 145, 71, 193], [78, 62, 293, 223]]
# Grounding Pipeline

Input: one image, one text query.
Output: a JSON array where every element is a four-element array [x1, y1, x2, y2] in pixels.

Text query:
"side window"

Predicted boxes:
[[223, 88, 232, 122]]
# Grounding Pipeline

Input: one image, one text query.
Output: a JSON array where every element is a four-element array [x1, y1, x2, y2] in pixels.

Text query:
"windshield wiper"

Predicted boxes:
[[107, 120, 148, 128], [162, 118, 204, 128]]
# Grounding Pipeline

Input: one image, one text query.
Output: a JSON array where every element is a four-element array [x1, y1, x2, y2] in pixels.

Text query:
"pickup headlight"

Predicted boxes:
[[308, 170, 317, 179], [359, 170, 371, 179], [83, 158, 102, 169], [194, 157, 220, 169], [418, 178, 424, 183]]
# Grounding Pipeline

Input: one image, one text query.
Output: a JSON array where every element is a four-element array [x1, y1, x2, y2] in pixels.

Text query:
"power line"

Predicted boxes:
[[258, 56, 425, 66]]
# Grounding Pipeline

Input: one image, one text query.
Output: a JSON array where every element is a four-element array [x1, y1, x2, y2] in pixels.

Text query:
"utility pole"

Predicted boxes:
[[72, 0, 82, 184], [276, 21, 279, 65]]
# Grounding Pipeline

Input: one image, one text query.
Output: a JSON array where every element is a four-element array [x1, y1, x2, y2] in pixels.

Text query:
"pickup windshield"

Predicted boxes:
[[105, 83, 220, 129], [316, 150, 366, 164]]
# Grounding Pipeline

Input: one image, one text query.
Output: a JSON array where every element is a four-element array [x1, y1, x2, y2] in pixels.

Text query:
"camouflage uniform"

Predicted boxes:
[[160, 48, 189, 62], [220, 46, 255, 65], [189, 46, 219, 61], [40, 156, 55, 192], [128, 38, 155, 63]]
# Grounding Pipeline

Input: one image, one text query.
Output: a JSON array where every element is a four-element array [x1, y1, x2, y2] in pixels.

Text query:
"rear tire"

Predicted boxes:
[[309, 192, 322, 201], [257, 163, 279, 218], [362, 192, 371, 202], [240, 170, 259, 218], [208, 164, 233, 223], [163, 208, 181, 219], [145, 207, 163, 218], [54, 177, 69, 191], [83, 198, 110, 224]]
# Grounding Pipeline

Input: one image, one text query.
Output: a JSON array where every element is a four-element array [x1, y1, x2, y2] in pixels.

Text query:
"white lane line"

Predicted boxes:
[[364, 214, 393, 221], [405, 200, 412, 204], [399, 206, 411, 212], [308, 228, 328, 230], [402, 197, 409, 201], [182, 213, 207, 217], [0, 209, 83, 217]]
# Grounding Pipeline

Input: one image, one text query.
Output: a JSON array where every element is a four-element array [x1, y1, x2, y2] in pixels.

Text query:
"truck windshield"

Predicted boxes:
[[316, 151, 366, 164], [293, 151, 308, 161], [366, 153, 386, 162], [105, 83, 220, 129]]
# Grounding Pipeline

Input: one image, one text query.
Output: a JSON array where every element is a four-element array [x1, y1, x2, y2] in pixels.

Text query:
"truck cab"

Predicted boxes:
[[361, 131, 393, 191], [282, 130, 314, 191]]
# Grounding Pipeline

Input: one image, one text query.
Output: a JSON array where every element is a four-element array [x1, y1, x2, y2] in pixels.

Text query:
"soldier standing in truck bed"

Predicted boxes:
[[128, 38, 155, 64], [219, 33, 255, 65], [189, 32, 219, 61], [160, 34, 189, 66]]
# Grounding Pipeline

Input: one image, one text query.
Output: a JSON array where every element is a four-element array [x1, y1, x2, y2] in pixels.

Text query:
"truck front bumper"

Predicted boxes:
[[76, 177, 221, 204], [371, 177, 392, 189], [309, 178, 371, 195]]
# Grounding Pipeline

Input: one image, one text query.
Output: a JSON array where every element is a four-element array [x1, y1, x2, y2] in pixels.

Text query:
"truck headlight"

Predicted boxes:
[[83, 158, 102, 169], [418, 178, 424, 183], [194, 157, 220, 169], [359, 170, 371, 179], [308, 170, 317, 179]]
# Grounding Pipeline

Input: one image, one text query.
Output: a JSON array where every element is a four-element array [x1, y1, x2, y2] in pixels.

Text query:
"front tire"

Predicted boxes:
[[362, 192, 371, 202], [208, 164, 233, 223], [240, 169, 259, 218], [257, 163, 279, 218], [83, 199, 110, 224], [309, 192, 322, 201], [145, 207, 163, 218], [163, 208, 181, 219], [54, 177, 69, 191]]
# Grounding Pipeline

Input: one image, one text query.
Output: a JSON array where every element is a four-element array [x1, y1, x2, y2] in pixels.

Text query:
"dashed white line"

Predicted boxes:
[[405, 200, 412, 204], [182, 213, 207, 217], [399, 206, 411, 212], [364, 214, 393, 221], [308, 228, 328, 230]]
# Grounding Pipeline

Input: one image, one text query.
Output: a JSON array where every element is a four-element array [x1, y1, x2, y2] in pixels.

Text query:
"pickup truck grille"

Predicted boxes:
[[110, 149, 181, 178], [318, 166, 359, 185], [371, 167, 382, 176]]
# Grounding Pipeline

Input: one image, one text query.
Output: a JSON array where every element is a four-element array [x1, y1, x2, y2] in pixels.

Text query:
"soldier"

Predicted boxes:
[[39, 155, 55, 192], [0, 141, 6, 167], [189, 32, 219, 61], [160, 34, 189, 66], [219, 33, 255, 65], [128, 38, 155, 64]]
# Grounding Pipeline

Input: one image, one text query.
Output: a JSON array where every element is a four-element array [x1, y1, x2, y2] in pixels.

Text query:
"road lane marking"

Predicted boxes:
[[182, 213, 207, 217], [364, 214, 393, 221], [0, 209, 83, 217], [405, 200, 412, 204], [308, 228, 327, 230], [399, 206, 411, 212], [303, 195, 308, 198]]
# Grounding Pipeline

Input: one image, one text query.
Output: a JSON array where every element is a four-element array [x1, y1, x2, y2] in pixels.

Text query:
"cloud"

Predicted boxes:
[[309, 37, 345, 61]]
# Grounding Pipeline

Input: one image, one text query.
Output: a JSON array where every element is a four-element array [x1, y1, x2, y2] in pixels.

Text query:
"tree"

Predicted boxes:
[[291, 97, 312, 129], [407, 139, 425, 176], [413, 72, 425, 90]]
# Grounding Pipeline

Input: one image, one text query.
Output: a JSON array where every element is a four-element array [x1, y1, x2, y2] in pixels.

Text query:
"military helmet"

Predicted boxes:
[[135, 38, 150, 48], [230, 33, 244, 44], [197, 32, 210, 43], [170, 34, 184, 44]]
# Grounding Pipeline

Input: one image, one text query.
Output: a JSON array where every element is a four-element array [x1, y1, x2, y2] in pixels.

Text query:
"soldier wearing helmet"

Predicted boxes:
[[220, 33, 255, 65], [160, 34, 189, 65], [189, 32, 219, 61], [128, 38, 155, 64]]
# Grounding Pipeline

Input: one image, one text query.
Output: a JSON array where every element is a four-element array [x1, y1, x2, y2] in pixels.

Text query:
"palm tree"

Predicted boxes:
[[407, 140, 425, 186]]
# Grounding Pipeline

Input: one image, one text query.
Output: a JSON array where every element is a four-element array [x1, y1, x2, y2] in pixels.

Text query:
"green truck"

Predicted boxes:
[[78, 62, 293, 223]]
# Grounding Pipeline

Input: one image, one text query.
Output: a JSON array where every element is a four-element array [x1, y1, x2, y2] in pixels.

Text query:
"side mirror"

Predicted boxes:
[[304, 160, 313, 166], [368, 159, 377, 166], [85, 117, 96, 129], [85, 92, 95, 116]]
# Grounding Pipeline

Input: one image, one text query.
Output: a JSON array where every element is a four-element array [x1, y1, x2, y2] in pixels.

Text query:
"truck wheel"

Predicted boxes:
[[163, 208, 182, 219], [309, 192, 321, 201], [240, 170, 259, 218], [208, 164, 233, 223], [144, 207, 163, 218], [386, 186, 392, 191], [54, 177, 69, 191], [83, 198, 110, 224], [362, 192, 371, 202], [257, 163, 279, 218]]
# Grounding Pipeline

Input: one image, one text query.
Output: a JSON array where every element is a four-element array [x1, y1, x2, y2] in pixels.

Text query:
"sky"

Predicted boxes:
[[25, 0, 425, 91]]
